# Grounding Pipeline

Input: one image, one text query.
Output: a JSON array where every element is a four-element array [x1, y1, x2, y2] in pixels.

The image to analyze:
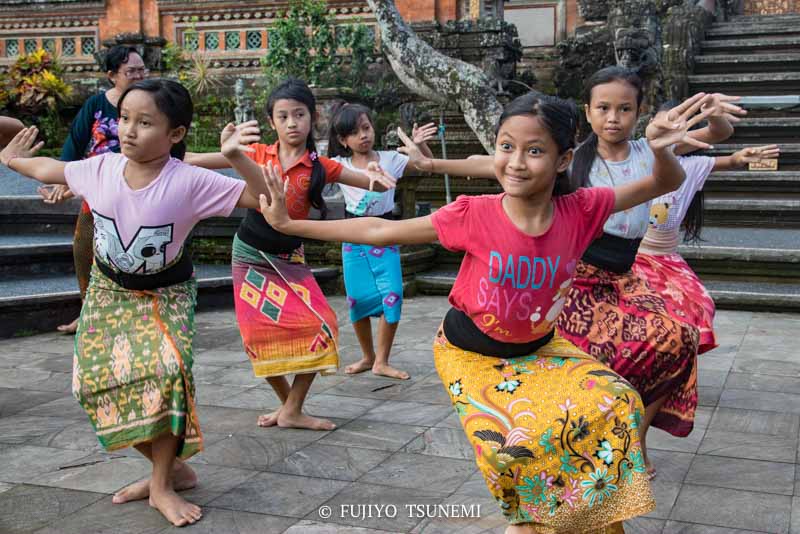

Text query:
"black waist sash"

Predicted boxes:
[[581, 232, 642, 274], [95, 252, 193, 290], [442, 307, 555, 358]]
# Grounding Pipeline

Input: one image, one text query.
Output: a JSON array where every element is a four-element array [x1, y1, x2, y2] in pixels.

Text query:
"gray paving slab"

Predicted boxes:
[[207, 471, 350, 518], [684, 455, 795, 495], [403, 427, 473, 460], [318, 419, 427, 452], [359, 452, 475, 494], [157, 507, 297, 534], [34, 496, 174, 534], [268, 442, 392, 482], [670, 484, 791, 533], [0, 484, 104, 534]]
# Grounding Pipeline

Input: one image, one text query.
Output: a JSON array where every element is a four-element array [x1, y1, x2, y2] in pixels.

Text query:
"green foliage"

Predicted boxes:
[[261, 0, 375, 88], [5, 50, 72, 114]]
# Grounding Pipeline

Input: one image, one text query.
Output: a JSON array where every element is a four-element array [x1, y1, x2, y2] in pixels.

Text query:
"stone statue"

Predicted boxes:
[[233, 79, 255, 125]]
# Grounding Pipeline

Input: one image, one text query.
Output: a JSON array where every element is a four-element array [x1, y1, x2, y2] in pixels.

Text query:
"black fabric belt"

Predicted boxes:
[[442, 307, 555, 358], [581, 232, 643, 274], [95, 252, 193, 290]]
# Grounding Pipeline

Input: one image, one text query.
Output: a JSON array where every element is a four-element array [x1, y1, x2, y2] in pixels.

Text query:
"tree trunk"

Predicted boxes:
[[366, 0, 503, 153]]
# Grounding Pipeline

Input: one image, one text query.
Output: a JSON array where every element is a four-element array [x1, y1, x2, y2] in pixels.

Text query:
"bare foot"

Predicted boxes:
[[257, 407, 282, 427], [506, 524, 536, 534], [646, 462, 657, 481], [372, 363, 410, 380], [277, 411, 336, 431], [112, 462, 198, 504], [345, 358, 374, 375], [57, 318, 78, 334], [149, 488, 202, 527]]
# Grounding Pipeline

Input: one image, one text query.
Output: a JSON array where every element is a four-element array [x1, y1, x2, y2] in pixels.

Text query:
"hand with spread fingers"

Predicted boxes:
[[411, 122, 438, 145], [1, 126, 45, 166], [647, 93, 717, 151], [364, 160, 396, 191], [38, 184, 74, 204], [259, 161, 290, 230], [732, 144, 780, 166], [396, 127, 433, 173], [702, 93, 747, 123], [220, 120, 261, 157]]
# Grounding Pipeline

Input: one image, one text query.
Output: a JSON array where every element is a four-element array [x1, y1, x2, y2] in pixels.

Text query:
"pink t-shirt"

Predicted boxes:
[[65, 152, 245, 274], [431, 188, 616, 343]]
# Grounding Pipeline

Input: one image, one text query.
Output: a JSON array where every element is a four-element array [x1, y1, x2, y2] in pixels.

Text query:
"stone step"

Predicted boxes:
[[700, 35, 800, 55], [726, 117, 800, 144], [415, 271, 800, 312], [705, 22, 800, 39], [703, 143, 800, 169], [702, 197, 800, 227], [688, 72, 800, 96], [702, 278, 800, 312], [728, 14, 800, 24], [705, 171, 800, 193], [680, 227, 800, 278], [0, 264, 341, 338], [694, 52, 800, 74]]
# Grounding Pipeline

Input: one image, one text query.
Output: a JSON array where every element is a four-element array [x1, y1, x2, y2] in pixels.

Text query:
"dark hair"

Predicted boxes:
[[496, 90, 579, 196], [267, 78, 327, 218], [117, 78, 193, 160], [104, 45, 140, 74], [327, 102, 374, 158], [570, 66, 644, 188], [658, 99, 704, 242]]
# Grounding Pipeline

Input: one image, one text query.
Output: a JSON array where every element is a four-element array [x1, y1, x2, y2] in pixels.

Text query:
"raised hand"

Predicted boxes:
[[732, 144, 780, 166], [1, 126, 44, 166], [412, 122, 438, 145], [702, 93, 747, 123], [38, 184, 74, 204], [646, 93, 716, 151], [220, 120, 260, 157], [259, 161, 290, 229], [396, 127, 433, 172]]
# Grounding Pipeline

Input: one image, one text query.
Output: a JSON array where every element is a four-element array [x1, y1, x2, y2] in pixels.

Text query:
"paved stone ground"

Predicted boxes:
[[0, 296, 798, 534]]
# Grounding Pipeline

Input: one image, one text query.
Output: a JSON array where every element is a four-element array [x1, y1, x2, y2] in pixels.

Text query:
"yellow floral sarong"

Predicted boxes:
[[433, 328, 654, 533]]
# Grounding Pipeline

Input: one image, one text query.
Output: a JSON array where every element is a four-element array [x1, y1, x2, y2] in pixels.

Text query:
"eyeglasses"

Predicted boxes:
[[122, 67, 149, 79]]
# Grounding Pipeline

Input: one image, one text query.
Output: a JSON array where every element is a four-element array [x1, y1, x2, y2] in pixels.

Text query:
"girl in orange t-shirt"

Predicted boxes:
[[190, 78, 396, 431]]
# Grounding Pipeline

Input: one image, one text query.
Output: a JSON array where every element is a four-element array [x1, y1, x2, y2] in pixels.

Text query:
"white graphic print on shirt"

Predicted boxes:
[[93, 211, 174, 273]]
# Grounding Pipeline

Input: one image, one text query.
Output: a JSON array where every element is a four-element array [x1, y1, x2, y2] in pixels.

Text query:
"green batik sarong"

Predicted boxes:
[[72, 263, 203, 459]]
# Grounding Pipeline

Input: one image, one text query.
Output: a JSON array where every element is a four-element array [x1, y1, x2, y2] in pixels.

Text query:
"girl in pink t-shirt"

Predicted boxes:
[[0, 79, 272, 528], [257, 90, 712, 534]]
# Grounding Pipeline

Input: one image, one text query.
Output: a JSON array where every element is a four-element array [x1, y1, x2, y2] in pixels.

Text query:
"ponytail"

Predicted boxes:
[[306, 134, 327, 219], [570, 132, 599, 189], [682, 190, 704, 243]]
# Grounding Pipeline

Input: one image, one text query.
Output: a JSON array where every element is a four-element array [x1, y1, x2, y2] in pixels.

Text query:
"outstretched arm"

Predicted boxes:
[[613, 93, 715, 213], [338, 164, 398, 192], [396, 128, 496, 179], [1, 127, 66, 184], [184, 151, 230, 169], [259, 162, 438, 246], [712, 144, 780, 172]]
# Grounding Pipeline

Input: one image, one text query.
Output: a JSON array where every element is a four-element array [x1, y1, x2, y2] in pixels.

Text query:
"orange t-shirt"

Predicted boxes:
[[246, 142, 343, 220]]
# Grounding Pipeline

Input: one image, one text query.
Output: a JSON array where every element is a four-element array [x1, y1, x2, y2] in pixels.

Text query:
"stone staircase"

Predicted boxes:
[[417, 13, 800, 313]]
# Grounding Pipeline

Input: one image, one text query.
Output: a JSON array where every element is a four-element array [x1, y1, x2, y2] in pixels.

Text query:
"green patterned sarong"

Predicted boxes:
[[73, 263, 203, 459]]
